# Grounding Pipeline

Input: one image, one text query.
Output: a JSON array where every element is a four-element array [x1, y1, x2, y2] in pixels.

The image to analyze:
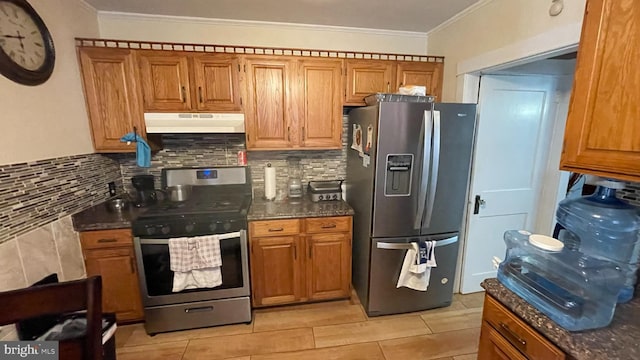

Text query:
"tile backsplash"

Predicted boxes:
[[0, 154, 122, 244], [114, 115, 350, 196]]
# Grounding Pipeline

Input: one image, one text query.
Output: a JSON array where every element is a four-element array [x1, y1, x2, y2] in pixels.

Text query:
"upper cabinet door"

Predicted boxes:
[[244, 57, 296, 150], [192, 54, 243, 112], [299, 59, 343, 149], [345, 60, 394, 105], [137, 51, 191, 111], [78, 47, 144, 152], [561, 0, 640, 181], [395, 61, 444, 101]]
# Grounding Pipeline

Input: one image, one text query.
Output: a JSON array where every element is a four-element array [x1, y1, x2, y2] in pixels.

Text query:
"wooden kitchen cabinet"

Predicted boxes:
[[244, 57, 296, 150], [244, 57, 343, 150], [345, 60, 444, 105], [560, 0, 640, 181], [250, 234, 303, 307], [249, 216, 352, 307], [298, 59, 343, 149], [345, 60, 395, 105], [395, 61, 444, 100], [78, 47, 151, 153], [137, 51, 242, 112], [478, 295, 565, 360], [80, 229, 144, 323]]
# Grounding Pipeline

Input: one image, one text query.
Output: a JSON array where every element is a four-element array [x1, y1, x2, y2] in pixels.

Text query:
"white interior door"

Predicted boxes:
[[459, 74, 557, 294]]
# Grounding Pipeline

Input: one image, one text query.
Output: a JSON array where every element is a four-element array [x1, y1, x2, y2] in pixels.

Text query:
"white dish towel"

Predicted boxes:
[[396, 240, 437, 291], [169, 234, 224, 292]]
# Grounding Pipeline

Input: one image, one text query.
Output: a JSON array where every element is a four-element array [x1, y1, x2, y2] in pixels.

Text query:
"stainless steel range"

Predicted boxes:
[[132, 166, 252, 335]]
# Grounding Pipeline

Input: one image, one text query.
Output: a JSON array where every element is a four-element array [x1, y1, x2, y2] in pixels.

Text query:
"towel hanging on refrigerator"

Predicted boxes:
[[396, 240, 437, 291]]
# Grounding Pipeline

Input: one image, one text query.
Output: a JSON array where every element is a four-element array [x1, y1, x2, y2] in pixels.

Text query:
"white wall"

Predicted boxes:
[[0, 0, 99, 165], [97, 12, 428, 55], [427, 0, 586, 101]]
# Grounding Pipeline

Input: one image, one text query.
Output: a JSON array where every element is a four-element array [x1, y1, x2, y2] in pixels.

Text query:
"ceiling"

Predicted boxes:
[[84, 0, 481, 33]]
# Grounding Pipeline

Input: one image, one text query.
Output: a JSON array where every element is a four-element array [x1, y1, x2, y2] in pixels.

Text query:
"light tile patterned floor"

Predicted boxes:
[[115, 291, 484, 360]]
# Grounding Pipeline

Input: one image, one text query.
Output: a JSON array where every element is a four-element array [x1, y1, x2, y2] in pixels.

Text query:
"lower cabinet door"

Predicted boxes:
[[478, 322, 527, 360], [306, 233, 351, 301], [250, 235, 303, 307], [84, 246, 144, 322]]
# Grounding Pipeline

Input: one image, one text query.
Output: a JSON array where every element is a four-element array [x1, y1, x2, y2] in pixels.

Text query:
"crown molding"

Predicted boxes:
[[78, 0, 98, 14], [426, 0, 493, 37], [97, 11, 430, 39]]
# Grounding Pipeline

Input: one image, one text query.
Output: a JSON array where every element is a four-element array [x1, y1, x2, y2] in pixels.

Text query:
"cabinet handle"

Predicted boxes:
[[198, 86, 203, 103], [293, 243, 297, 260], [268, 227, 284, 232], [499, 322, 527, 350], [97, 238, 117, 243], [302, 126, 305, 141], [387, 82, 390, 92], [288, 127, 291, 142], [309, 243, 312, 258], [129, 256, 135, 274], [321, 223, 337, 229], [181, 86, 186, 103]]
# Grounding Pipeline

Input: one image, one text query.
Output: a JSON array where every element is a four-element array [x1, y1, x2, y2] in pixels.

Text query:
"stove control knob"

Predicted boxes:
[[146, 226, 156, 236], [319, 195, 324, 200], [209, 223, 218, 232], [185, 224, 195, 233], [161, 226, 170, 235], [332, 194, 338, 200], [223, 222, 232, 231]]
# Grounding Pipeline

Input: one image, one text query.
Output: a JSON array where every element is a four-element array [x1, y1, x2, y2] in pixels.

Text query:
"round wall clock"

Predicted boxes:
[[0, 0, 55, 85]]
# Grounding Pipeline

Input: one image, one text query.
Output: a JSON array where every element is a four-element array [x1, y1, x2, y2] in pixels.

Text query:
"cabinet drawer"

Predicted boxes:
[[483, 296, 565, 360], [250, 219, 300, 237], [80, 229, 133, 249], [305, 216, 351, 234]]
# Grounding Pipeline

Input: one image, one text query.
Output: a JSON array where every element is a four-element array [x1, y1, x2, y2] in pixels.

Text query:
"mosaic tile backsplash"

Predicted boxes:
[[114, 116, 350, 196], [0, 154, 121, 244]]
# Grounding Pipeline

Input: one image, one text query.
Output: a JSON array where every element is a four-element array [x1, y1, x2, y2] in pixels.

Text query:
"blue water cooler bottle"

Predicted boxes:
[[555, 179, 640, 303]]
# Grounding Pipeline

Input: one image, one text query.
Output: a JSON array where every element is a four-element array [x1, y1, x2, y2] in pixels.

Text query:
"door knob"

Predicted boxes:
[[473, 195, 485, 214]]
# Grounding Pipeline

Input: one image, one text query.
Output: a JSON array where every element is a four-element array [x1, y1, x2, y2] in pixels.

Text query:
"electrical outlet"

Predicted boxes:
[[108, 182, 117, 197]]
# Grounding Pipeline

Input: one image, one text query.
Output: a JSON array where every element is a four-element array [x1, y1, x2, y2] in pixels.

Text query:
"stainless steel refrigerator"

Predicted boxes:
[[346, 95, 476, 316]]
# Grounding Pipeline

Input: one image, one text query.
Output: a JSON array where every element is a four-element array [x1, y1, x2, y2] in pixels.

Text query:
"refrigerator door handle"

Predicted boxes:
[[414, 110, 432, 230], [376, 236, 458, 250], [423, 111, 441, 228]]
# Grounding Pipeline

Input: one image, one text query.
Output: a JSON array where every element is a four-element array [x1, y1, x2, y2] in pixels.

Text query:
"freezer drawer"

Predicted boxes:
[[367, 235, 459, 316]]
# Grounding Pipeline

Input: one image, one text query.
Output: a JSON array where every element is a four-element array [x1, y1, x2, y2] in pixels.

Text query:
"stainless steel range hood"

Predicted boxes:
[[144, 113, 245, 134]]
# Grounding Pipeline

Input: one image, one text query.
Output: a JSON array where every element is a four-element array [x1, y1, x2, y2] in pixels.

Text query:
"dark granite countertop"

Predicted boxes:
[[482, 278, 640, 360], [247, 196, 354, 221], [72, 199, 146, 232]]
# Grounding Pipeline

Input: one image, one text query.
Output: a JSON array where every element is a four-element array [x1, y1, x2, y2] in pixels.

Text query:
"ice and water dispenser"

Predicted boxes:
[[385, 154, 413, 196]]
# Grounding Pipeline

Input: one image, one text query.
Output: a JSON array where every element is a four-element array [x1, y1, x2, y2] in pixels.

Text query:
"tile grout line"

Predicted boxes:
[[376, 341, 388, 360]]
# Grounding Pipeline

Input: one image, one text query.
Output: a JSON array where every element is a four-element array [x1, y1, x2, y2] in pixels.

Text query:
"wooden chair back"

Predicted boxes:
[[0, 276, 103, 360]]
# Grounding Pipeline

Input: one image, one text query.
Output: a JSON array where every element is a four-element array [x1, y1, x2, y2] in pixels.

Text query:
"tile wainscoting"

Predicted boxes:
[[0, 154, 122, 244]]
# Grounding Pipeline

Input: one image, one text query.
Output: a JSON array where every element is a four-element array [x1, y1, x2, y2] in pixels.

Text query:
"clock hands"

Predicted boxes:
[[2, 30, 25, 51]]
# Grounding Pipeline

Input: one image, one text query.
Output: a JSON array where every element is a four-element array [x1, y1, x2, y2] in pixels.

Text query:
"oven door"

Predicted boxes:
[[133, 230, 250, 307]]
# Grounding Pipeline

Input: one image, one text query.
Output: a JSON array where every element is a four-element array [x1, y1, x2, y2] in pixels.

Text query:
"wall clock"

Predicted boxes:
[[0, 0, 55, 85]]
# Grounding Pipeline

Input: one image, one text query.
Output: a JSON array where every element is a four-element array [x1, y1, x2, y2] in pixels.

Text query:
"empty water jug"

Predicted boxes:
[[555, 179, 640, 303], [498, 230, 624, 331]]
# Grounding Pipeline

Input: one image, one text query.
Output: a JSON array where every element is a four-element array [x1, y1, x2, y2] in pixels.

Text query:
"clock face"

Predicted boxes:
[[0, 1, 45, 71], [0, 0, 54, 85]]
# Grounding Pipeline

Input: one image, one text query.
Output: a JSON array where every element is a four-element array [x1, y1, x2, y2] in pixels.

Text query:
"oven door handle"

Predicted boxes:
[[138, 231, 243, 245]]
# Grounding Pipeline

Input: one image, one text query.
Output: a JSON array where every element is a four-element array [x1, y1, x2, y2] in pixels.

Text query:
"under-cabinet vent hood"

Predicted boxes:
[[144, 113, 245, 134]]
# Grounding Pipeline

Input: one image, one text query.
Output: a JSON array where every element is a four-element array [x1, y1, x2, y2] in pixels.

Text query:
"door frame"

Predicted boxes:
[[451, 24, 581, 293]]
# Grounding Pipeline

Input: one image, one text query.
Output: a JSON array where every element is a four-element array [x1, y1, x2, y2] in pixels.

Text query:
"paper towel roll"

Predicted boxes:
[[264, 163, 276, 200]]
